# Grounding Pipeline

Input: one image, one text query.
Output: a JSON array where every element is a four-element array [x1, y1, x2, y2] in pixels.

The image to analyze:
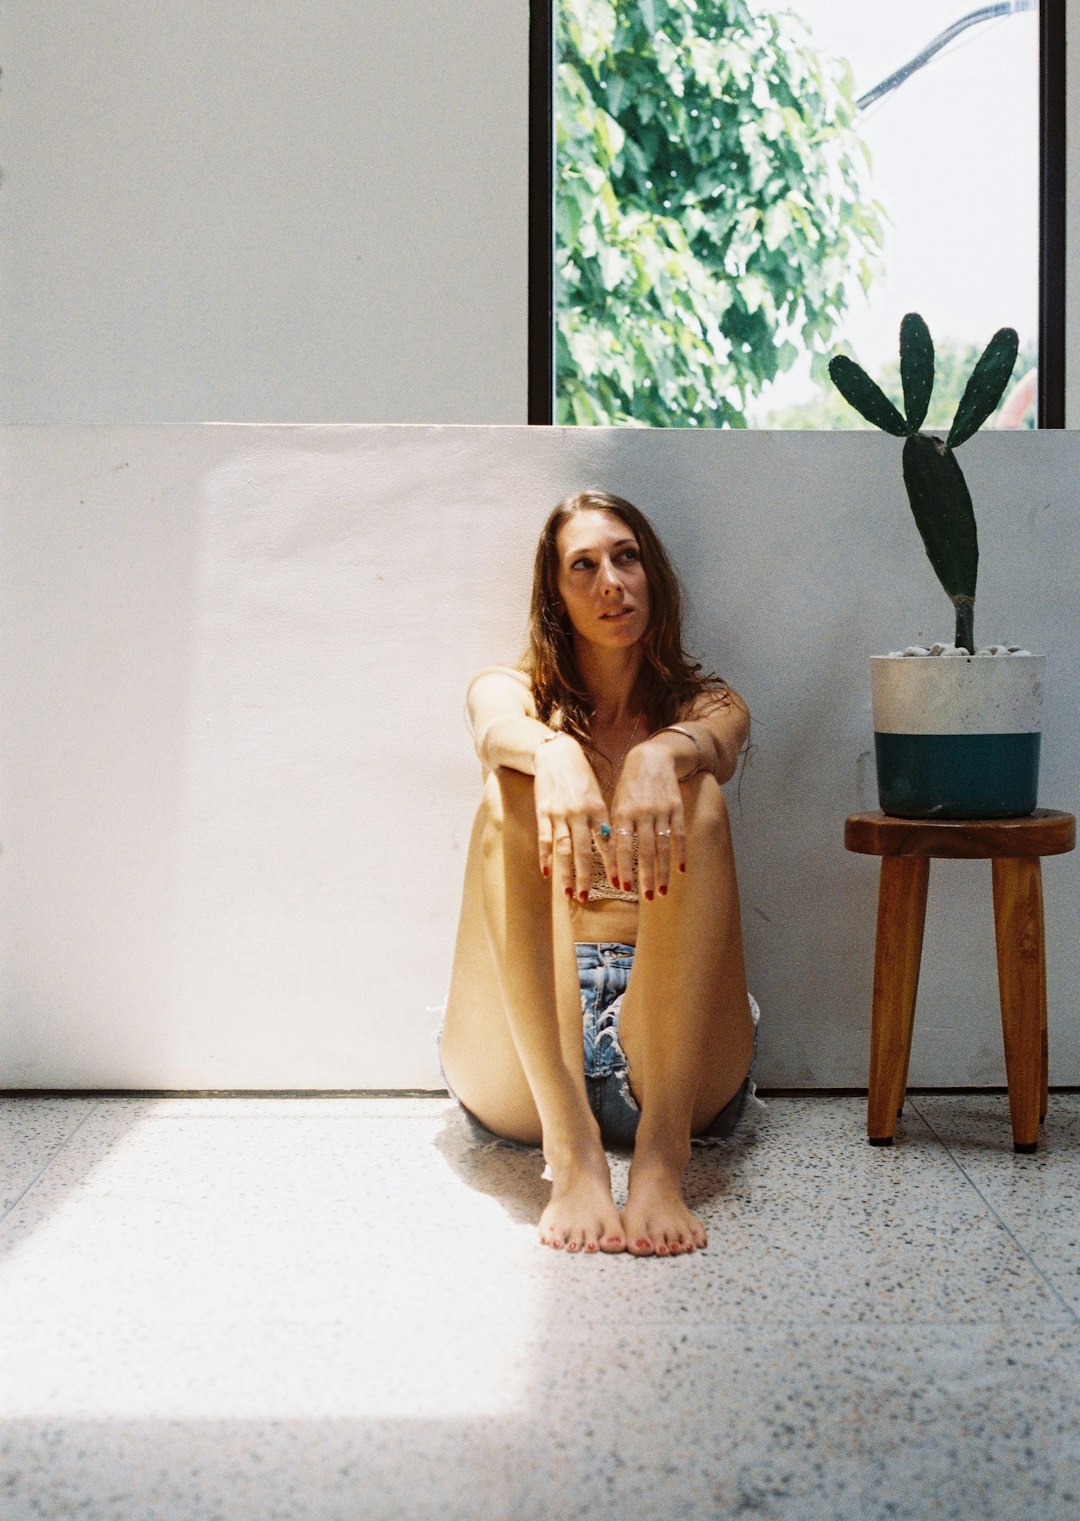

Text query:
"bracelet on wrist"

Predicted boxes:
[[533, 731, 571, 765], [656, 724, 705, 779]]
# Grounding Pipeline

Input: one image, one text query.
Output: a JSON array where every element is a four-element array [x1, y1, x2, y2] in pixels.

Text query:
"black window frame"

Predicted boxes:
[[529, 0, 1066, 428]]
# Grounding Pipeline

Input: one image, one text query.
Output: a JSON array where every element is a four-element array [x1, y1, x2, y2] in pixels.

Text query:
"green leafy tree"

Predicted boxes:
[[556, 0, 883, 426]]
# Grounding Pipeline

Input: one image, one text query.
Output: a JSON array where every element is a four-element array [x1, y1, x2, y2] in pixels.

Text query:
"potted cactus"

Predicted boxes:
[[829, 314, 1044, 819]]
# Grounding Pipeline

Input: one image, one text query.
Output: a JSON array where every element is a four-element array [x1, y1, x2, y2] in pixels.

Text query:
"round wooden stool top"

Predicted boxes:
[[845, 809, 1076, 860]]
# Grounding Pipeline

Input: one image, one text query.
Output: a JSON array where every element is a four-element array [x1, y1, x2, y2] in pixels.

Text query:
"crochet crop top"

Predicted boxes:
[[587, 836, 639, 904]]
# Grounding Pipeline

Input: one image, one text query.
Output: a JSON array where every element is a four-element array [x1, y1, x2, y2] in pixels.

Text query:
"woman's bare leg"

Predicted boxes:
[[440, 771, 626, 1253], [617, 774, 755, 1257]]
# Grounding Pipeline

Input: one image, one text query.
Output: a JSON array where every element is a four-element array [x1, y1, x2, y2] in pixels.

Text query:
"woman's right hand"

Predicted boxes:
[[533, 736, 613, 902]]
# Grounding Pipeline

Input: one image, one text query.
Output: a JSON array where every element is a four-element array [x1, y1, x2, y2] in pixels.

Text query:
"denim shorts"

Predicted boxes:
[[444, 941, 759, 1152], [577, 942, 759, 1149]]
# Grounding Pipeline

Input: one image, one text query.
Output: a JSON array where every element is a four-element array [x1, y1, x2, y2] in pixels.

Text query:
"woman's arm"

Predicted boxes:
[[610, 688, 749, 897], [467, 667, 565, 774], [646, 687, 750, 786], [466, 667, 613, 897]]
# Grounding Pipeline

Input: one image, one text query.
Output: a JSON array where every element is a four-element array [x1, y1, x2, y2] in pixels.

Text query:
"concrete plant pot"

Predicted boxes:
[[870, 653, 1044, 819]]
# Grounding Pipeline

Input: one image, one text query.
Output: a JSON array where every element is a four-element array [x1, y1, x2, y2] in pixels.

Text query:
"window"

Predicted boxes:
[[531, 1, 1065, 428]]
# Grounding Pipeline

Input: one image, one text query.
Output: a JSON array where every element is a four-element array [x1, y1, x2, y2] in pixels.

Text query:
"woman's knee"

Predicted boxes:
[[482, 768, 538, 863], [494, 765, 536, 815], [682, 772, 731, 845]]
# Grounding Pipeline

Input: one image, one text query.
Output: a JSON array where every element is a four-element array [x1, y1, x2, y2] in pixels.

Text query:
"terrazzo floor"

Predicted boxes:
[[2, 1092, 1080, 1520]]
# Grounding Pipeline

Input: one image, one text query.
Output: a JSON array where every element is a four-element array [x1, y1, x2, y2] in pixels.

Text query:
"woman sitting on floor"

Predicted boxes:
[[440, 490, 757, 1257]]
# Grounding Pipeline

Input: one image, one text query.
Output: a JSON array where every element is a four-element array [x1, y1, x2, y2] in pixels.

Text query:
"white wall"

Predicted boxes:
[[2, 424, 1078, 1090], [1, 5, 1078, 1090], [1068, 0, 1080, 424], [0, 1, 528, 424]]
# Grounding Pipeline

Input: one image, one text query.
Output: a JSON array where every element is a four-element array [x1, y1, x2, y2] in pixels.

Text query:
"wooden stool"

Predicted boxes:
[[844, 809, 1075, 1152]]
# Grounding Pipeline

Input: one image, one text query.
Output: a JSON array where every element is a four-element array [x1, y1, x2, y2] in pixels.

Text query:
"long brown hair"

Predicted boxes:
[[524, 490, 731, 745]]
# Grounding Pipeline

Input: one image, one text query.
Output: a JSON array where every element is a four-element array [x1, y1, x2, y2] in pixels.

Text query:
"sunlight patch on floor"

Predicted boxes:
[[0, 1105, 538, 1421]]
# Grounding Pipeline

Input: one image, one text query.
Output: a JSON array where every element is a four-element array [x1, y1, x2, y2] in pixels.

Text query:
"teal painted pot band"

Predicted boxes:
[[874, 731, 1041, 819]]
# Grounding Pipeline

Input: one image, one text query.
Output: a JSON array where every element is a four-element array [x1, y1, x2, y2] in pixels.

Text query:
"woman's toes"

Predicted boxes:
[[539, 1173, 622, 1257]]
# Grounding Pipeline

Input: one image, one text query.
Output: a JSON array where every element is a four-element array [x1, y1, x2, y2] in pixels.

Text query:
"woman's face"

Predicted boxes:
[[554, 510, 651, 650]]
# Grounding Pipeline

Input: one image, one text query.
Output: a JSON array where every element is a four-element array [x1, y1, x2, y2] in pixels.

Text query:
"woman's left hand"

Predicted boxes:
[[609, 742, 686, 900]]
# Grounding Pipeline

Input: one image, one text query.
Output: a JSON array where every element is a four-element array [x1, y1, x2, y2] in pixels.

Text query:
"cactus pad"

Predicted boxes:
[[902, 432, 978, 606], [947, 327, 1020, 448], [899, 313, 934, 434], [827, 355, 908, 437]]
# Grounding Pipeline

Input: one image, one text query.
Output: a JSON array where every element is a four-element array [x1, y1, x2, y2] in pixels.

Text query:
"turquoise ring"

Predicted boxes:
[[598, 822, 612, 841]]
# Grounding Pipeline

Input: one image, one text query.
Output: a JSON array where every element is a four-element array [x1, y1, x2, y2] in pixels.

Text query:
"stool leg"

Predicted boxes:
[[991, 857, 1046, 1153], [1037, 863, 1049, 1124], [1041, 980, 1049, 1126], [868, 856, 930, 1145]]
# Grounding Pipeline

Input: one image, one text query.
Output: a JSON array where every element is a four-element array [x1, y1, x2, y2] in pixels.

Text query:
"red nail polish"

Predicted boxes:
[[578, 890, 588, 902], [644, 889, 654, 902], [565, 887, 573, 898], [542, 866, 551, 878], [610, 877, 619, 888], [659, 885, 668, 896], [622, 881, 632, 892], [679, 863, 687, 874]]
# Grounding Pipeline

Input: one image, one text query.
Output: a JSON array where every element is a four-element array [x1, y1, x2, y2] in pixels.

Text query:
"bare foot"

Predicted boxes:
[[622, 1159, 707, 1258], [539, 1152, 626, 1255]]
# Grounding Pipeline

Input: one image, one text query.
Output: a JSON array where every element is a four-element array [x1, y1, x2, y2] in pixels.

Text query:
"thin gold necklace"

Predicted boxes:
[[595, 713, 641, 789]]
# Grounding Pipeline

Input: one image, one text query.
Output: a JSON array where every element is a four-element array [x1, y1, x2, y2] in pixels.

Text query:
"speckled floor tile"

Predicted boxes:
[[909, 1090, 1080, 1157], [0, 1097, 98, 1214], [2, 1098, 1070, 1331], [2, 1323, 1078, 1520], [81, 1093, 450, 1120], [913, 1092, 1080, 1315], [437, 1096, 1072, 1326], [510, 1321, 1080, 1521], [2, 1094, 1078, 1521]]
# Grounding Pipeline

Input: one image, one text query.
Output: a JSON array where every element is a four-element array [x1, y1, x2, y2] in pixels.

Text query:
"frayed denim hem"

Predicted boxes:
[[436, 990, 763, 1155], [690, 992, 764, 1147]]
